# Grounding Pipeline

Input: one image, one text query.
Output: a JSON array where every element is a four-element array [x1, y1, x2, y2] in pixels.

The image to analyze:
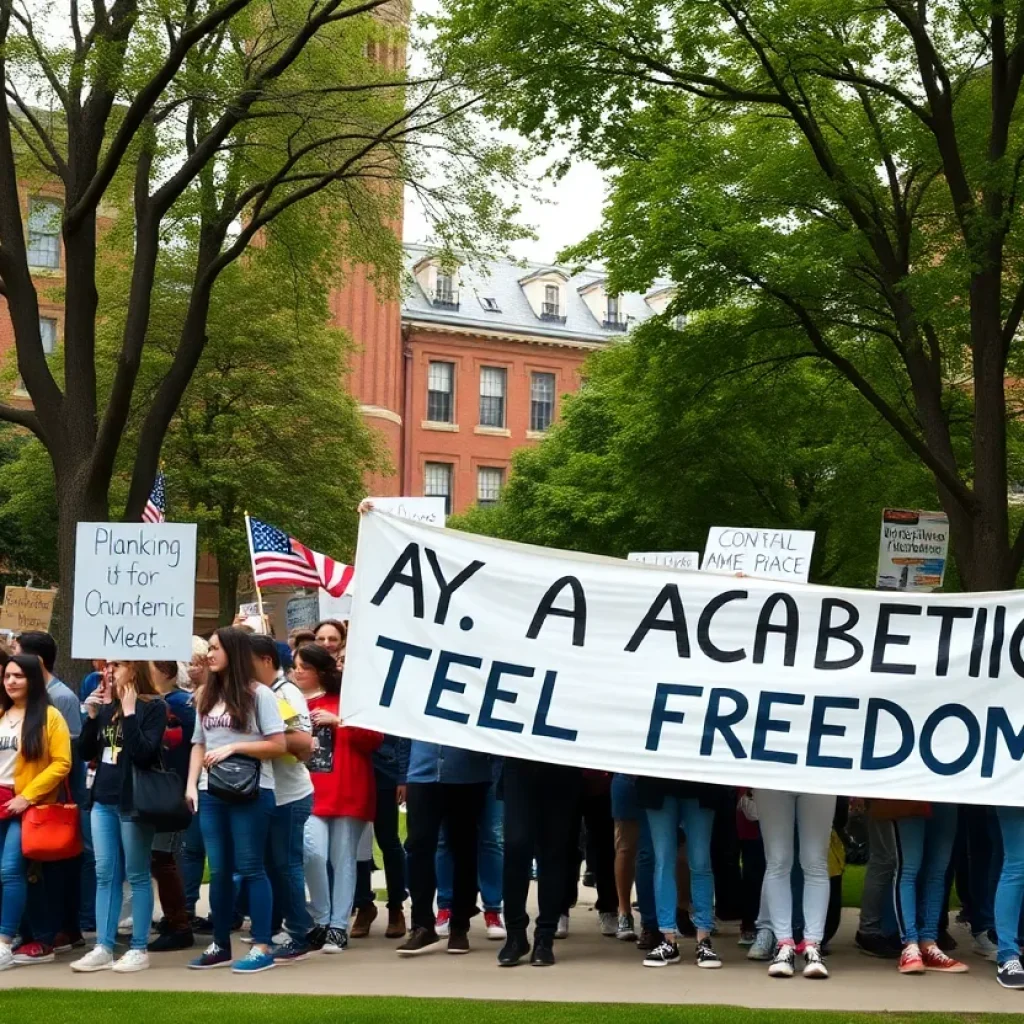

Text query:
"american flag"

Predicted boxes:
[[142, 472, 166, 524], [247, 517, 353, 596]]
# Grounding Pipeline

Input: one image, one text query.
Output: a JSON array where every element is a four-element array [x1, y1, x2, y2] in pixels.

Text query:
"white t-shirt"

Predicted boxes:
[[191, 685, 285, 791], [0, 711, 22, 787], [269, 675, 314, 806]]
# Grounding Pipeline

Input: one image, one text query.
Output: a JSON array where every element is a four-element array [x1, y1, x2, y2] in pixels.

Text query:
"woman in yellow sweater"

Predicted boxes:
[[0, 654, 72, 972]]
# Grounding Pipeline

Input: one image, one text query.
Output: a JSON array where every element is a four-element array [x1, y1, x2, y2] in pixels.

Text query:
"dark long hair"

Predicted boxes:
[[1, 654, 51, 762], [197, 627, 257, 728], [296, 643, 341, 696]]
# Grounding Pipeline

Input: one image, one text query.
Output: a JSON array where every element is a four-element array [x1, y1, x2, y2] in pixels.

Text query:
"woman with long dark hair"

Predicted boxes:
[[185, 627, 285, 973], [0, 654, 72, 972], [73, 661, 167, 974], [299, 643, 381, 953]]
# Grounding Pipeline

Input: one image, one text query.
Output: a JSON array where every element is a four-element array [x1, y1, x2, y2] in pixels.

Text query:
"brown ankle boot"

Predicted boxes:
[[351, 902, 378, 939], [385, 907, 408, 939]]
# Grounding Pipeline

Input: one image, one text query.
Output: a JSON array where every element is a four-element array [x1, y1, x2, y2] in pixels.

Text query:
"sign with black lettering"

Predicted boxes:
[[702, 526, 815, 583], [72, 523, 197, 659]]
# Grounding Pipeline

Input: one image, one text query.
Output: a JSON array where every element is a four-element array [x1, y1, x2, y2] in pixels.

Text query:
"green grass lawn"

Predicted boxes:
[[0, 992, 1010, 1024]]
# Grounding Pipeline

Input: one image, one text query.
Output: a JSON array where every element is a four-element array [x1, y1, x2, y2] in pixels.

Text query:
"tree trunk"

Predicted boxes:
[[218, 562, 240, 629]]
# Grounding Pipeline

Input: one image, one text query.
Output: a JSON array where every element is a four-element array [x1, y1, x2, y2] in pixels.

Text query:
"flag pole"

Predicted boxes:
[[243, 511, 265, 623]]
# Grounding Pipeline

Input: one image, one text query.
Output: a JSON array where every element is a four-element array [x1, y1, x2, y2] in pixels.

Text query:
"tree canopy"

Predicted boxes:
[[436, 0, 1024, 589]]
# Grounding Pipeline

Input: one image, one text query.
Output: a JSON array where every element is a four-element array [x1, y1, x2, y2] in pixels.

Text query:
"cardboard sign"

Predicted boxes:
[[701, 526, 815, 583], [0, 586, 57, 633], [628, 551, 700, 572], [876, 509, 949, 592], [286, 593, 320, 631], [369, 496, 446, 527], [72, 522, 197, 659]]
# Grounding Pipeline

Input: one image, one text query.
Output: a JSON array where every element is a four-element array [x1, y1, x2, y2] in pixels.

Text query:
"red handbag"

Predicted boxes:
[[21, 781, 82, 861]]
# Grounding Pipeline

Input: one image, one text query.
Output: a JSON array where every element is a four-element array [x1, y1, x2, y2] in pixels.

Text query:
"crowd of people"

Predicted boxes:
[[0, 620, 1023, 988]]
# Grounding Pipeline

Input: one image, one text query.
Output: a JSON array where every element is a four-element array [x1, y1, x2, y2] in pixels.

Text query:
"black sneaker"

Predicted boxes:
[[397, 926, 440, 957], [448, 928, 470, 955], [998, 958, 1024, 989], [271, 939, 311, 963], [306, 925, 327, 951], [695, 937, 722, 969], [322, 928, 348, 954], [498, 931, 530, 967], [191, 916, 214, 934], [148, 929, 195, 952], [531, 938, 555, 967], [643, 939, 681, 968], [803, 944, 829, 979], [768, 943, 796, 978], [636, 927, 661, 952], [854, 931, 901, 959]]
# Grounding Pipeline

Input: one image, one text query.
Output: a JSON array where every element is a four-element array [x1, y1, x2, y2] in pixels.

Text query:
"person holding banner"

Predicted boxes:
[[0, 654, 72, 972], [185, 628, 286, 974], [73, 661, 167, 974], [753, 789, 834, 979]]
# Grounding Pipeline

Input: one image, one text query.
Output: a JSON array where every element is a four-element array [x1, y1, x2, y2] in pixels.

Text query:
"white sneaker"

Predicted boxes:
[[598, 911, 618, 936], [0, 943, 14, 972], [748, 927, 776, 961], [71, 946, 114, 973], [554, 914, 570, 940], [768, 943, 796, 978], [973, 931, 999, 961], [117, 917, 133, 935], [112, 949, 150, 973]]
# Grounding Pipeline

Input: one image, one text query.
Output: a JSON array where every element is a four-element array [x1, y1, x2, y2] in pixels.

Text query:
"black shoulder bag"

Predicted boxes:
[[132, 705, 193, 831], [206, 697, 263, 803]]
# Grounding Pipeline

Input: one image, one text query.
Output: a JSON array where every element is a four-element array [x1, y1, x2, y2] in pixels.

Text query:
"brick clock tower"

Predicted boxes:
[[331, 0, 410, 496]]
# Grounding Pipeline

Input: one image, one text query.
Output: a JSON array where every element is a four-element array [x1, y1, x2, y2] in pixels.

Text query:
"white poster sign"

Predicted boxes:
[[72, 523, 196, 659], [318, 590, 353, 623], [343, 513, 1024, 806], [702, 526, 815, 583], [876, 509, 949, 592], [369, 496, 446, 527], [629, 551, 700, 572]]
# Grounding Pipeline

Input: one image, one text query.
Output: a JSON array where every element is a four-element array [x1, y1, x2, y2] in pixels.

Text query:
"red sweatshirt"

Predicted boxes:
[[307, 693, 382, 820]]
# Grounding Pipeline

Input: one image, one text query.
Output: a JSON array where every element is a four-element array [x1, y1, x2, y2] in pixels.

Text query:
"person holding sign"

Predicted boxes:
[[299, 643, 382, 953], [0, 655, 72, 973], [72, 661, 167, 974], [185, 628, 286, 974]]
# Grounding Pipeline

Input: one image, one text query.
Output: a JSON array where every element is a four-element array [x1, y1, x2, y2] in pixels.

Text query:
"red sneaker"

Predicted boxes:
[[13, 942, 55, 964], [898, 944, 924, 974], [484, 911, 506, 940], [435, 909, 451, 937], [922, 945, 969, 973]]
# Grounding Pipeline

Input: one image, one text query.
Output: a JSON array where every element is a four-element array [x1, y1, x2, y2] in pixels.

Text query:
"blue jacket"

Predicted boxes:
[[373, 735, 410, 785], [406, 742, 493, 785]]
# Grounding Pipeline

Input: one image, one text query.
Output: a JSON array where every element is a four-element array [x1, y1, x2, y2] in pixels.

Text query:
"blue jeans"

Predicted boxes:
[[636, 812, 656, 931], [70, 759, 96, 934], [267, 794, 313, 942], [0, 817, 25, 940], [892, 804, 957, 946], [92, 802, 157, 951], [996, 807, 1024, 963], [438, 781, 503, 912], [200, 788, 275, 949], [180, 811, 206, 917], [645, 796, 714, 934]]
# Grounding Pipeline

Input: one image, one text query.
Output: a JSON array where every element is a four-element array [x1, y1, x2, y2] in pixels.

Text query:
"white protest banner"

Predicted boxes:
[[343, 512, 1024, 807], [369, 496, 446, 527], [629, 551, 700, 572], [702, 526, 815, 583], [876, 509, 949, 592], [72, 523, 197, 659], [0, 586, 57, 632]]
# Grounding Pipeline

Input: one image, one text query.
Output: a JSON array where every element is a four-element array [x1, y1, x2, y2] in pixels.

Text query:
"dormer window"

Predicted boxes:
[[433, 271, 459, 310], [413, 254, 461, 311], [518, 266, 569, 321], [604, 295, 627, 330], [480, 296, 500, 312], [542, 284, 561, 320]]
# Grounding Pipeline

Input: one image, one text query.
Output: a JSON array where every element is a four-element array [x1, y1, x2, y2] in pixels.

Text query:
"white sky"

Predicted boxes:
[[402, 0, 607, 264]]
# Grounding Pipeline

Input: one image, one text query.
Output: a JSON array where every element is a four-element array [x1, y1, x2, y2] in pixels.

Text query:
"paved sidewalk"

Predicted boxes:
[[1, 906, 1022, 1013]]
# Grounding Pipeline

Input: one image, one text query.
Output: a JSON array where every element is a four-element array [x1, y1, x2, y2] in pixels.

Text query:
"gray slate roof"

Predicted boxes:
[[401, 243, 672, 344]]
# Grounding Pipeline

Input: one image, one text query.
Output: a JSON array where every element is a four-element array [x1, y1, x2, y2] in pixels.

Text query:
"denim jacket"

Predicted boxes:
[[406, 742, 493, 785], [373, 735, 410, 785]]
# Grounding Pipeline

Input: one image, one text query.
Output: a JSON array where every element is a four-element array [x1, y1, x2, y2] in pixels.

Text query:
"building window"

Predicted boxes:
[[427, 360, 454, 423], [530, 371, 556, 432], [542, 283, 561, 319], [39, 317, 57, 355], [27, 199, 61, 269], [424, 461, 453, 515], [604, 294, 627, 330], [477, 467, 503, 507], [479, 366, 506, 427], [433, 271, 458, 309], [480, 296, 500, 312]]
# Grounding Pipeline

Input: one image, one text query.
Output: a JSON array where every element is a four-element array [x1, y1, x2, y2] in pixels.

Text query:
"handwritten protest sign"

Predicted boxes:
[[286, 593, 320, 631], [628, 551, 700, 572], [876, 509, 949, 592], [0, 586, 57, 632], [72, 522, 197, 659], [369, 496, 446, 527], [702, 526, 815, 583]]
